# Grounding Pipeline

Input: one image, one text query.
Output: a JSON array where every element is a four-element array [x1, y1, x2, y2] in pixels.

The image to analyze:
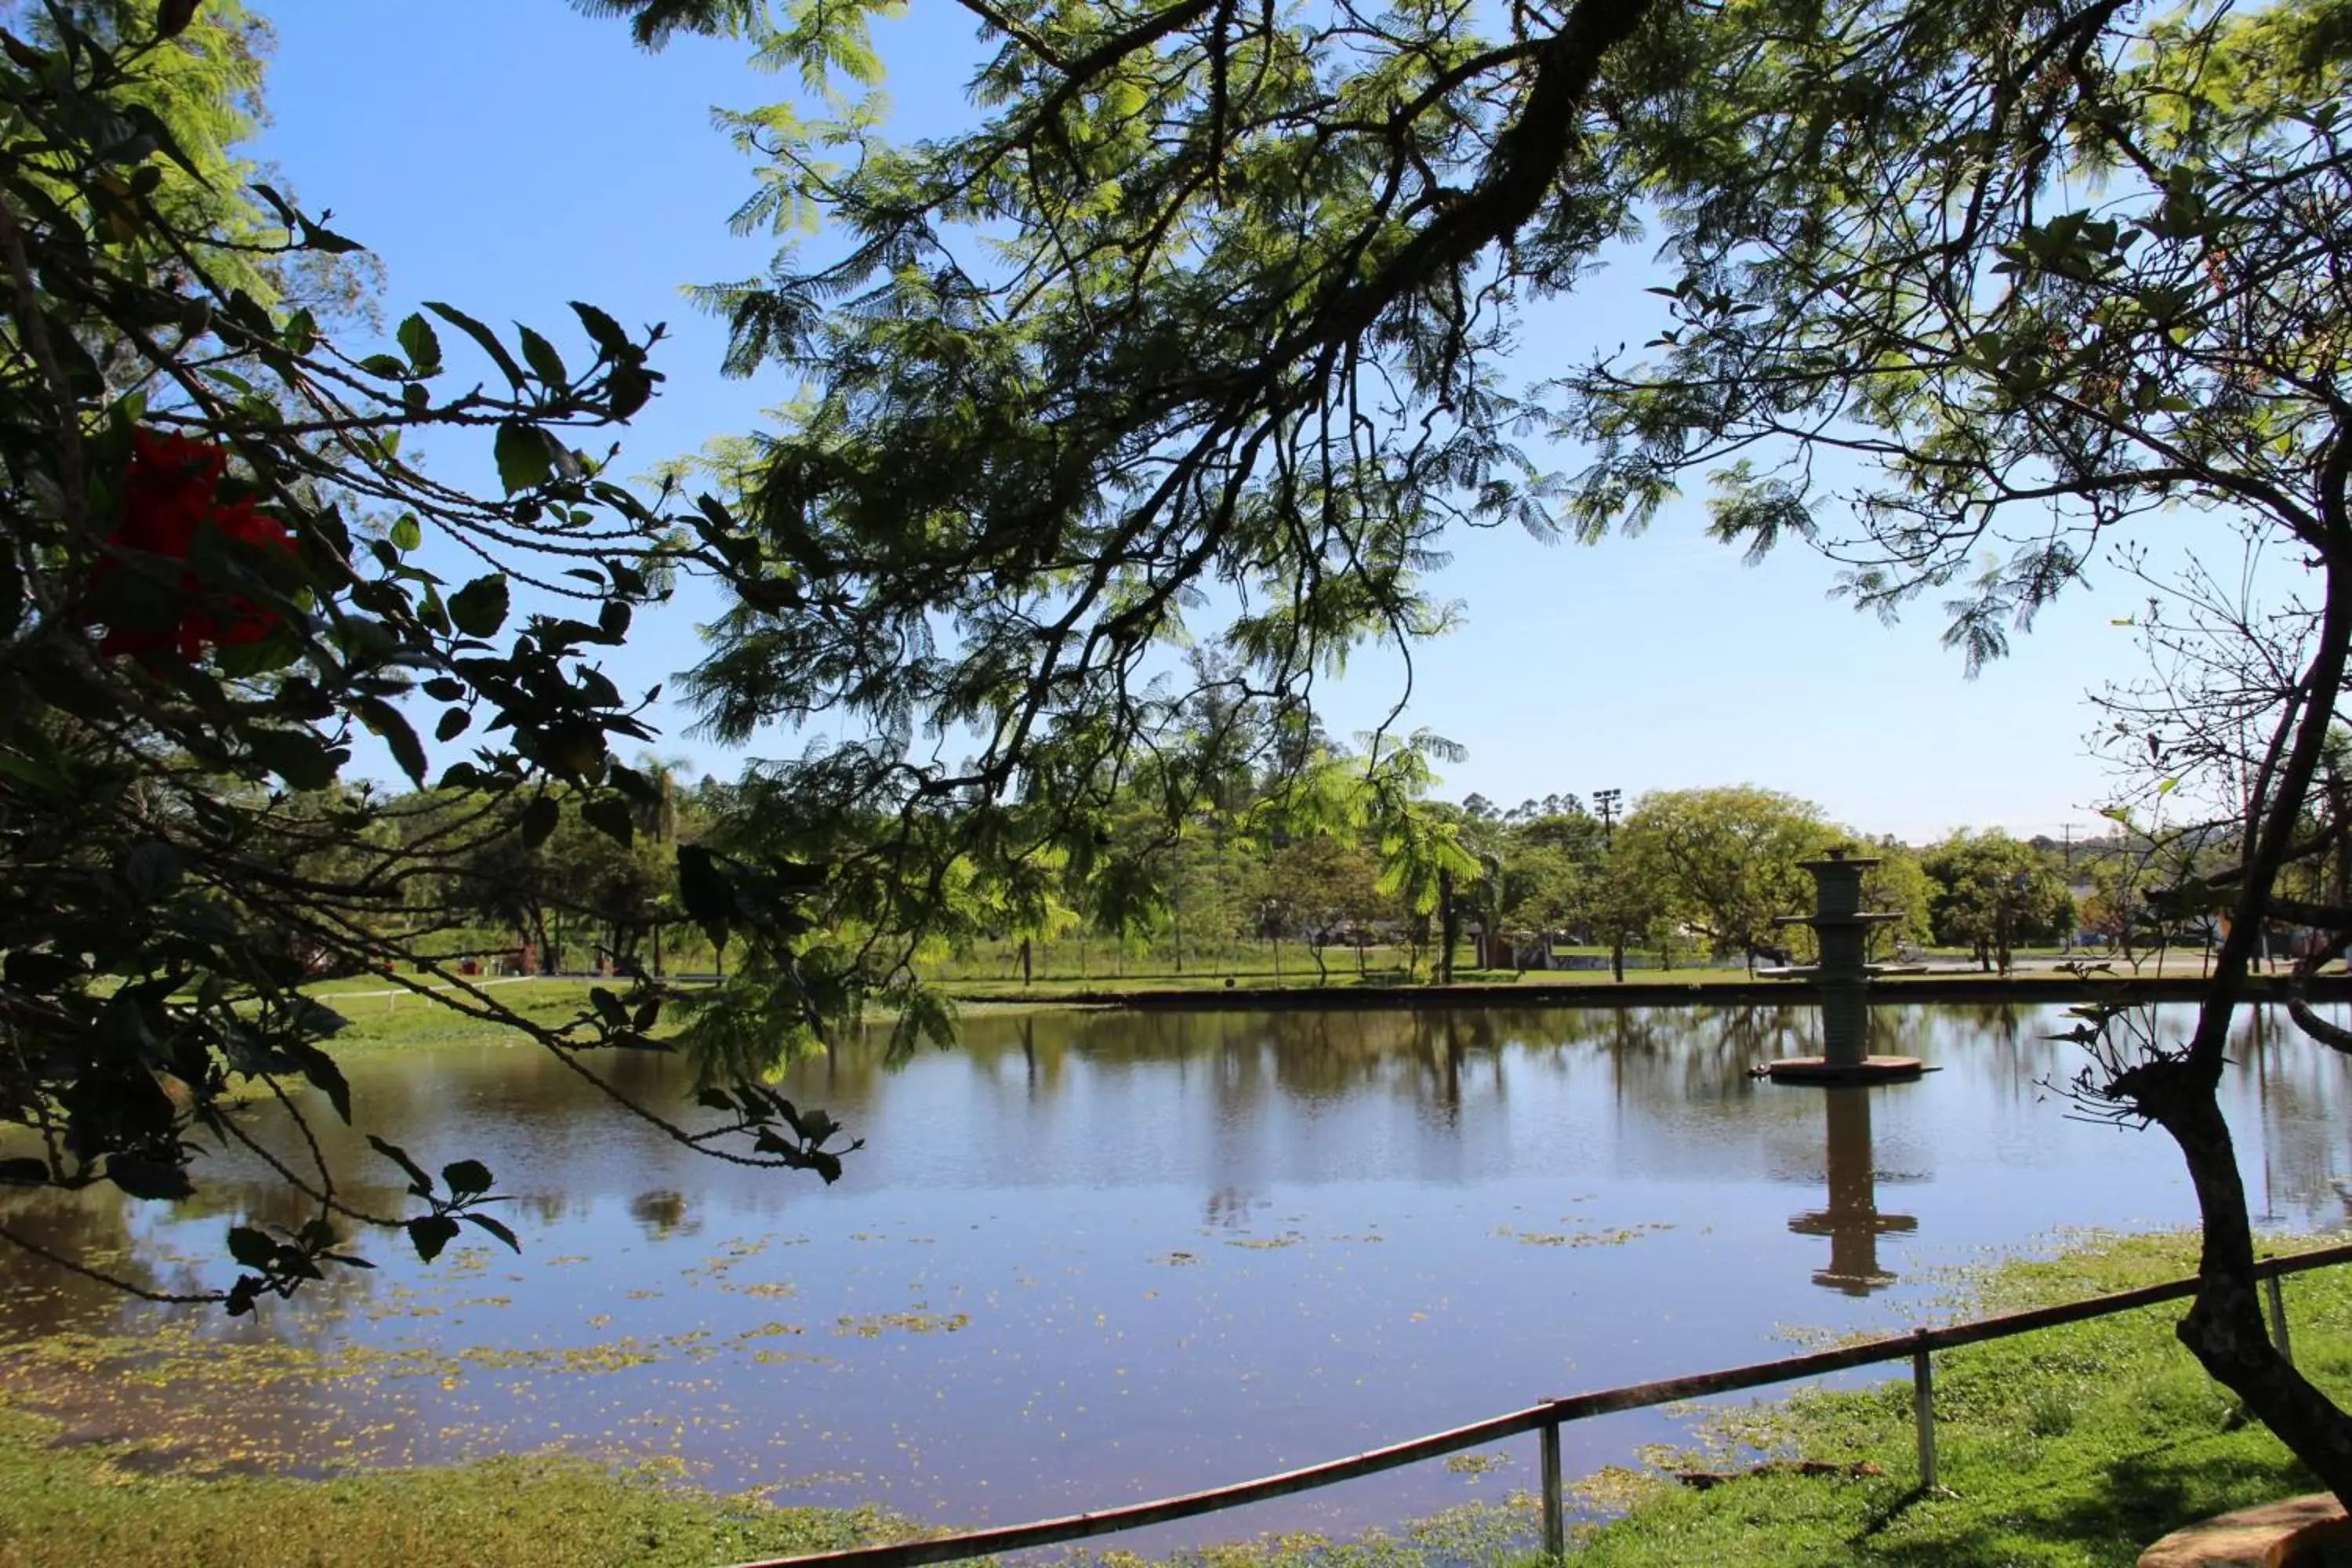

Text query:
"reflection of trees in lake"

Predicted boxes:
[[2233, 1004, 2352, 1225], [630, 1189, 698, 1239], [16, 1000, 2352, 1341]]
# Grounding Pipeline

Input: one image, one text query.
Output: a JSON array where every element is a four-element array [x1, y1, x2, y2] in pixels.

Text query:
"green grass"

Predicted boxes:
[[303, 963, 2205, 1062], [312, 978, 634, 1054], [0, 1399, 899, 1568], [1546, 1232, 2352, 1568]]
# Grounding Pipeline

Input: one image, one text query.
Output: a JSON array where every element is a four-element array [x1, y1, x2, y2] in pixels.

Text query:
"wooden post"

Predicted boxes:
[[1539, 1418, 1564, 1559], [2265, 1269, 2296, 1367], [1911, 1333, 1938, 1491]]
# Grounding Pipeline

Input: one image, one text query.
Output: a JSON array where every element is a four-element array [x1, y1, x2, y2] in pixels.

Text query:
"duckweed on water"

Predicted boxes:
[[832, 1311, 972, 1338], [1493, 1225, 1673, 1249], [11, 1231, 2352, 1568], [0, 1399, 902, 1568]]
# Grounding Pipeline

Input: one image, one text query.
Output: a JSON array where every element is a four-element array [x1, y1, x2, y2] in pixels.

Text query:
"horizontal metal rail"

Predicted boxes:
[[728, 1240, 2352, 1568]]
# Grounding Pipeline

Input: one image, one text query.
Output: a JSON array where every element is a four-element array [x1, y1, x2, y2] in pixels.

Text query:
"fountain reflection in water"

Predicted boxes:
[[1789, 1087, 1918, 1295]]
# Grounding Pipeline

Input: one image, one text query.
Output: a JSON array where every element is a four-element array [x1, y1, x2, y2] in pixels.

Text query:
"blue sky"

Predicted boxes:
[[251, 0, 2162, 842]]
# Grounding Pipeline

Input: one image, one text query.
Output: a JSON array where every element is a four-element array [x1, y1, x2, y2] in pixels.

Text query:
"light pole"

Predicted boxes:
[[1593, 788, 1621, 845], [1593, 787, 1624, 981]]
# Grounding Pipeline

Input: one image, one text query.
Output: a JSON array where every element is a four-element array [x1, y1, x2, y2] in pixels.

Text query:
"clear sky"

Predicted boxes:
[[249, 0, 2174, 843]]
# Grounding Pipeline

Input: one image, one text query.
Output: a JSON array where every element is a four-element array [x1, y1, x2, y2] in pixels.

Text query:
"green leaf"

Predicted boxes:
[[249, 182, 299, 227], [435, 707, 470, 742], [281, 308, 318, 357], [407, 1214, 461, 1263], [582, 795, 634, 847], [494, 422, 554, 494], [397, 313, 442, 372], [674, 844, 737, 925], [520, 794, 561, 850], [354, 697, 428, 786], [517, 326, 568, 387], [589, 986, 628, 1028], [227, 1226, 278, 1270], [367, 1134, 435, 1197], [441, 1159, 492, 1200], [247, 728, 345, 791], [447, 575, 510, 639], [299, 219, 365, 255], [607, 363, 655, 419], [464, 1213, 521, 1252], [107, 1156, 194, 1202], [285, 1038, 354, 1123], [389, 514, 423, 553], [570, 301, 630, 358], [423, 301, 528, 389]]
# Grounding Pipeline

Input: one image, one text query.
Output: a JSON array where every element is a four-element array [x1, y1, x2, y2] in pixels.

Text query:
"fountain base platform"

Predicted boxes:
[[1766, 1055, 1925, 1085]]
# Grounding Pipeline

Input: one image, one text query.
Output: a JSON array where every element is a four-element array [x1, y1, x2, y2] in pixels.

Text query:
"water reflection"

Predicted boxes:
[[0, 1000, 2346, 1548], [1788, 1089, 1917, 1296]]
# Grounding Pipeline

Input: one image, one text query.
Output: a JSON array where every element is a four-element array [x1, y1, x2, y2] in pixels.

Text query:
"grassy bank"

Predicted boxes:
[[0, 1399, 898, 1568], [1546, 1232, 2352, 1568]]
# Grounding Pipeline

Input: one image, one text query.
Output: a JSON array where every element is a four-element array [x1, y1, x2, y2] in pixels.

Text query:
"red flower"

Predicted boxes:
[[93, 428, 290, 660]]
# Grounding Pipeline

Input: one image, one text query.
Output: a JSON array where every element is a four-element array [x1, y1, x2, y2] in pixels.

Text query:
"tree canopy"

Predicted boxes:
[[0, 1, 865, 1313], [614, 0, 2352, 1500], [20, 0, 2352, 1508]]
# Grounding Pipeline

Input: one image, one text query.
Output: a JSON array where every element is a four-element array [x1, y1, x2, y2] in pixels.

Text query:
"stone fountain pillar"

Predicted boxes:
[[1764, 848, 1924, 1083]]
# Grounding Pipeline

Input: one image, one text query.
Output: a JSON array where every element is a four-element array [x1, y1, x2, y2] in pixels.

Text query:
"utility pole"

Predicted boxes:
[[1594, 787, 1624, 982]]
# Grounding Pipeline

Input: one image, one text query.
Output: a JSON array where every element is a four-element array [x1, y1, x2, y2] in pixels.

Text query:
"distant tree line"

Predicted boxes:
[[318, 727, 2267, 985]]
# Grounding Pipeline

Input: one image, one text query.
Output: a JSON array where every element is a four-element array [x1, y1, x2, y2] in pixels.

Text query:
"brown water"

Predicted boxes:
[[3, 1001, 2347, 1551]]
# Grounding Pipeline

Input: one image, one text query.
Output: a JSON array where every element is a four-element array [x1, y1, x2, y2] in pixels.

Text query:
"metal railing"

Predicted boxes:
[[728, 1240, 2352, 1568]]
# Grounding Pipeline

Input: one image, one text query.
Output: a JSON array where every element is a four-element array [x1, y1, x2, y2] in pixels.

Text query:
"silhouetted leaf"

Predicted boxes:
[[407, 1214, 460, 1263], [447, 575, 509, 638]]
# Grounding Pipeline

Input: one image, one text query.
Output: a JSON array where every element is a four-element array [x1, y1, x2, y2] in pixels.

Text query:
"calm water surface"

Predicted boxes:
[[4, 1001, 2350, 1548]]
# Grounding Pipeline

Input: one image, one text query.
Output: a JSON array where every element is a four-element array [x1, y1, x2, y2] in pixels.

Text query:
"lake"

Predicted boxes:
[[2, 1000, 2347, 1553]]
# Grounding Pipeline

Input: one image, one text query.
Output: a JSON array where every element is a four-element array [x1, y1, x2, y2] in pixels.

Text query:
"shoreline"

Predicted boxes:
[[946, 971, 2352, 1012]]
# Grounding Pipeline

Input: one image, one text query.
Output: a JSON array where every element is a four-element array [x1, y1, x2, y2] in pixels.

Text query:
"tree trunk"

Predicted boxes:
[[2141, 1062, 2352, 1496], [1437, 869, 1458, 985], [2123, 510, 2352, 1501]]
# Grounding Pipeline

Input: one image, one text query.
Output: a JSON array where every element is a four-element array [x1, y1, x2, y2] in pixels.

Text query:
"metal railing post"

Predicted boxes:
[[1911, 1332, 1937, 1492], [1540, 1416, 1564, 1559], [2265, 1267, 2296, 1367]]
